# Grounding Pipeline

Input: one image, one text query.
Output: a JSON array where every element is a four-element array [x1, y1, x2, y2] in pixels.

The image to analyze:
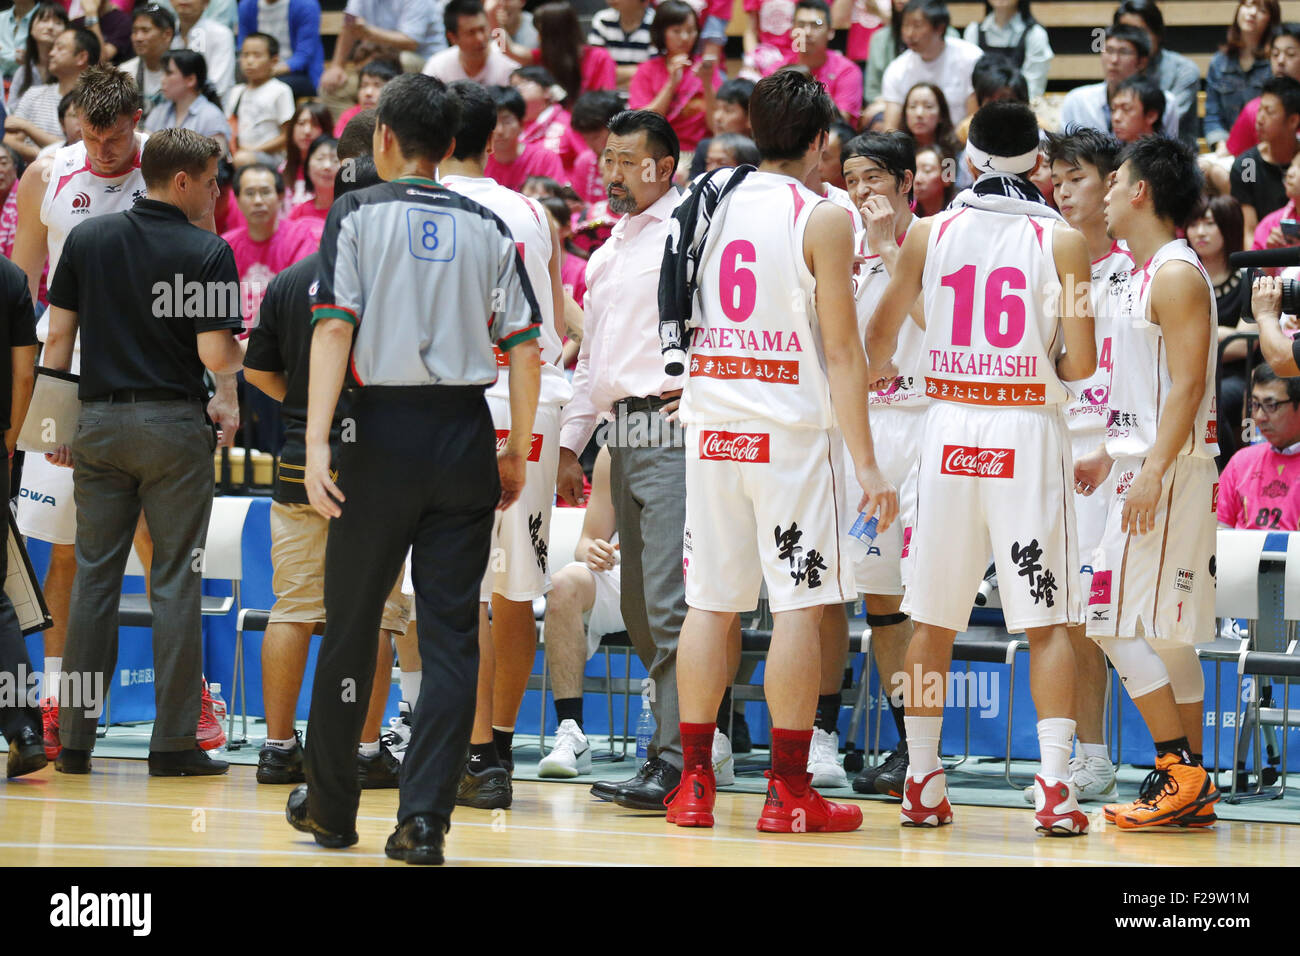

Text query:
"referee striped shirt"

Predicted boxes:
[[311, 176, 541, 387]]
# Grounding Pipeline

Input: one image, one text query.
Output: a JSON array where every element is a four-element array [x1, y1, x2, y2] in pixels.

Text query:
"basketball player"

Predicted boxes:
[[866, 100, 1097, 835], [1074, 136, 1220, 830], [441, 80, 572, 810], [664, 70, 898, 832], [8, 66, 238, 757], [1021, 128, 1132, 806], [838, 131, 927, 799]]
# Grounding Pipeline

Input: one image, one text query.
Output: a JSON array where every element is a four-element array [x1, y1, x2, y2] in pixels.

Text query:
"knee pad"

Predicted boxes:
[[866, 611, 909, 627], [1093, 635, 1170, 700], [1155, 643, 1205, 705]]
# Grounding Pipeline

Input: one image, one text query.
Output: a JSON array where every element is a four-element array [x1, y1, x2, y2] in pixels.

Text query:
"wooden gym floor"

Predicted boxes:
[[1, 758, 1295, 866]]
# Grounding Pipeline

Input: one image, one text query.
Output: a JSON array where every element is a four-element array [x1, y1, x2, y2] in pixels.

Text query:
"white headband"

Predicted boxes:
[[964, 141, 1039, 177]]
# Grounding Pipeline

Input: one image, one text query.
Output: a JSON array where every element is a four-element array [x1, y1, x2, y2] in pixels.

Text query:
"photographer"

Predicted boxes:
[[1252, 271, 1300, 375]]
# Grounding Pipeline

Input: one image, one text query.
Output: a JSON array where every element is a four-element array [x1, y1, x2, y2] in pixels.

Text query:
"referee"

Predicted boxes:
[[286, 73, 542, 866]]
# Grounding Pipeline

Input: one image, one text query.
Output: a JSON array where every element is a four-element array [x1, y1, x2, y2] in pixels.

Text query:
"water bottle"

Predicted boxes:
[[844, 511, 879, 564], [209, 683, 227, 722], [635, 696, 655, 760]]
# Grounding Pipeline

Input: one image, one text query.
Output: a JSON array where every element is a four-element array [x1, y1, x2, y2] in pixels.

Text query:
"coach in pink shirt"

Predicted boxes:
[[781, 0, 861, 126], [1218, 363, 1300, 530], [557, 110, 688, 811]]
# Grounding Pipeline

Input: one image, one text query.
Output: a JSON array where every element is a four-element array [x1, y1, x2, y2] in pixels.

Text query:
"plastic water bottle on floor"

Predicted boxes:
[[635, 697, 655, 760], [844, 511, 879, 564], [210, 683, 227, 722]]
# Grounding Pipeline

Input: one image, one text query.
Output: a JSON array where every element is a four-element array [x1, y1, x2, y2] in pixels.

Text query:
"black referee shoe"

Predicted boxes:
[[257, 733, 305, 784], [385, 813, 448, 865], [285, 784, 358, 849], [6, 726, 47, 778], [853, 745, 907, 796], [357, 743, 401, 789], [148, 747, 229, 776], [456, 764, 512, 809]]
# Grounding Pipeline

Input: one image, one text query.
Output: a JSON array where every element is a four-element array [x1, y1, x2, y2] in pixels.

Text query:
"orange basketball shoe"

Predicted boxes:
[[1114, 754, 1219, 830], [756, 771, 863, 833], [1032, 775, 1089, 836], [665, 767, 716, 828], [900, 767, 954, 827]]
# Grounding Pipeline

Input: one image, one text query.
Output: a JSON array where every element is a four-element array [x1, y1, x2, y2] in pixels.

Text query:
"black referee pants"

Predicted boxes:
[[304, 386, 499, 834]]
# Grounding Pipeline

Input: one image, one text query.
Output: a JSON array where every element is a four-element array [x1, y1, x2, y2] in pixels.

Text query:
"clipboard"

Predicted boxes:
[[17, 366, 80, 454], [5, 508, 52, 635]]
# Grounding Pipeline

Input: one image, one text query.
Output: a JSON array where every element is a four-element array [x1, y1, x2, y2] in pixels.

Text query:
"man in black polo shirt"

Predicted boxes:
[[44, 128, 246, 777], [0, 255, 42, 777]]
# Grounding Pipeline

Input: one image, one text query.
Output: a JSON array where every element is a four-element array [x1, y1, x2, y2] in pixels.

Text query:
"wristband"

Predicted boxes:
[[85, 16, 99, 26]]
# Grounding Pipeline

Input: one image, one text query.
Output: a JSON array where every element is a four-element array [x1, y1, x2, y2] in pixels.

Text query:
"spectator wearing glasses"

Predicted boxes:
[[1216, 364, 1300, 531], [1112, 0, 1200, 149], [1058, 23, 1178, 140]]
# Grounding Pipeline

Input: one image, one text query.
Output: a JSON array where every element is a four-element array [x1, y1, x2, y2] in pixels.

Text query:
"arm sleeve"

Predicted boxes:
[[311, 199, 364, 326], [287, 0, 322, 76], [879, 56, 904, 105], [490, 224, 542, 350], [831, 58, 863, 121], [238, 0, 256, 46], [1021, 23, 1052, 101], [1229, 154, 1254, 208], [194, 242, 245, 333], [586, 11, 606, 47], [243, 274, 286, 372], [1216, 454, 1245, 528], [274, 82, 296, 124], [7, 267, 37, 348], [587, 46, 616, 92], [558, 287, 598, 454], [1227, 99, 1258, 155], [45, 228, 80, 312], [207, 27, 237, 95], [1203, 55, 1229, 143], [863, 29, 890, 103], [396, 0, 432, 44], [627, 61, 656, 109]]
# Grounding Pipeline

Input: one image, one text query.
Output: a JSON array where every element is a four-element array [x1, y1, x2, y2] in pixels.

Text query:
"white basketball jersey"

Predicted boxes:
[[680, 171, 833, 429], [855, 228, 927, 409], [822, 182, 864, 234], [1105, 239, 1219, 460], [1063, 241, 1133, 439], [39, 134, 148, 373], [442, 174, 572, 406], [920, 204, 1069, 407]]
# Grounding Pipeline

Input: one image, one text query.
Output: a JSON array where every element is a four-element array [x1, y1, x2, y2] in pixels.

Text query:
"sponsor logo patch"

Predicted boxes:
[[494, 430, 543, 462], [699, 430, 770, 463], [1175, 568, 1194, 592], [1089, 570, 1112, 605], [940, 445, 1015, 478], [1211, 482, 1219, 513]]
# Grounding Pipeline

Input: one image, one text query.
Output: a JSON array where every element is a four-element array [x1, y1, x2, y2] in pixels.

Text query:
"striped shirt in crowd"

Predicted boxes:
[[586, 8, 655, 66]]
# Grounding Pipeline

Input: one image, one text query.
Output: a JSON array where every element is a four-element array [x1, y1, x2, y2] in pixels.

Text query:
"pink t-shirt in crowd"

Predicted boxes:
[[628, 56, 724, 153], [1227, 96, 1261, 156], [221, 216, 324, 328], [1253, 198, 1298, 250], [522, 104, 588, 182], [561, 250, 588, 306], [783, 49, 864, 124], [846, 0, 885, 62], [572, 149, 604, 205], [1217, 440, 1300, 530], [532, 45, 617, 97], [485, 142, 566, 192], [287, 200, 331, 225], [744, 0, 795, 75], [333, 104, 362, 138]]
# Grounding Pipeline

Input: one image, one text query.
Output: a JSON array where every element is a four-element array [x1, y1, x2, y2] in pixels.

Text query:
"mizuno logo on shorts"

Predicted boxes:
[[494, 430, 543, 462], [939, 445, 1015, 478], [699, 431, 770, 463]]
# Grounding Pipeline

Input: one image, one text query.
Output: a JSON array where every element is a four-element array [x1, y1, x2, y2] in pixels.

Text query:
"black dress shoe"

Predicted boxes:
[[357, 743, 401, 789], [590, 759, 655, 801], [257, 734, 305, 785], [613, 757, 681, 812], [285, 784, 359, 848], [55, 747, 92, 774], [456, 764, 512, 809], [6, 726, 48, 778], [148, 747, 229, 776], [385, 813, 448, 865]]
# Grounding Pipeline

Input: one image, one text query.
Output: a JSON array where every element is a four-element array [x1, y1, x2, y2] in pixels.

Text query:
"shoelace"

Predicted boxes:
[[1135, 768, 1178, 806]]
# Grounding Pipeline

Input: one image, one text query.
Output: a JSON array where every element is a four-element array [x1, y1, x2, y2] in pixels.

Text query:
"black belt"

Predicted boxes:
[[84, 388, 199, 404], [613, 393, 680, 413]]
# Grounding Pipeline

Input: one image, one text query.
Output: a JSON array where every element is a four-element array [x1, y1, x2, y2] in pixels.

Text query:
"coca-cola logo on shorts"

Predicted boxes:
[[940, 445, 1015, 478], [495, 430, 543, 462], [699, 431, 770, 463]]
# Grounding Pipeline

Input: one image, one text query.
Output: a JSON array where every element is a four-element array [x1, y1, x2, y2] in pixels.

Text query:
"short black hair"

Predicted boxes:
[[649, 0, 697, 56], [337, 108, 376, 160], [606, 109, 680, 176], [132, 3, 176, 34], [1253, 361, 1300, 403], [336, 154, 382, 197], [827, 120, 856, 147], [795, 0, 832, 19], [536, 194, 571, 230], [233, 160, 284, 195], [901, 0, 949, 32], [1277, 21, 1300, 47], [491, 84, 526, 122], [711, 132, 761, 167], [1117, 135, 1203, 225], [67, 27, 100, 66], [1045, 127, 1123, 181], [377, 73, 461, 162], [241, 31, 279, 57], [971, 54, 1028, 105], [570, 90, 625, 132], [1104, 22, 1150, 61], [57, 89, 76, 124], [1111, 75, 1166, 122], [447, 79, 498, 159], [1114, 0, 1164, 41], [967, 100, 1039, 159], [1261, 74, 1300, 118], [359, 58, 400, 83], [716, 77, 755, 108], [841, 130, 916, 201], [749, 69, 835, 161], [444, 0, 485, 37], [512, 64, 556, 88]]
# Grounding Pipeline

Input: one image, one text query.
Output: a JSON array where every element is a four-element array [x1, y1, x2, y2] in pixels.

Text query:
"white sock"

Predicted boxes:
[[265, 736, 297, 751], [358, 740, 380, 757], [1038, 717, 1076, 782], [399, 670, 421, 709], [1079, 742, 1109, 762], [44, 657, 62, 703], [903, 716, 942, 776]]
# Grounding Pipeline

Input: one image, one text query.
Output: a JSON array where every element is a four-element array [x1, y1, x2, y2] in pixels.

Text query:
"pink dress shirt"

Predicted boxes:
[[560, 186, 687, 453]]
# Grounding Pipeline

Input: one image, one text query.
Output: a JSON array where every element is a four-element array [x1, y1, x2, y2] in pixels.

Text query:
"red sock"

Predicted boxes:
[[681, 722, 715, 772], [771, 727, 813, 789]]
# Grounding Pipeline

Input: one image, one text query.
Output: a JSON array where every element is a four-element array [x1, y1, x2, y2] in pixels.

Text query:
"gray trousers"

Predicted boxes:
[[608, 398, 687, 768], [59, 399, 215, 753]]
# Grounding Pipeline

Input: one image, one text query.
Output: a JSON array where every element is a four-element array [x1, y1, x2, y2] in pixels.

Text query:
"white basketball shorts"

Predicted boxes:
[[1071, 430, 1114, 576]]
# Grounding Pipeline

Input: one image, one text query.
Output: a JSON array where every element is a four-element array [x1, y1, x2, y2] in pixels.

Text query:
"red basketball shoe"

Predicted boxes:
[[198, 683, 227, 751], [41, 698, 60, 760], [755, 771, 862, 833], [665, 766, 716, 828], [1032, 775, 1089, 836], [899, 766, 954, 827]]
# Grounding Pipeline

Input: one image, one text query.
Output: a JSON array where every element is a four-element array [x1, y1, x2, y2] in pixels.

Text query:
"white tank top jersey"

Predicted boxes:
[[441, 174, 572, 406], [855, 228, 927, 409], [39, 133, 149, 374], [1063, 241, 1133, 438], [680, 170, 834, 429], [920, 204, 1070, 407], [1104, 238, 1219, 460], [822, 182, 865, 233]]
